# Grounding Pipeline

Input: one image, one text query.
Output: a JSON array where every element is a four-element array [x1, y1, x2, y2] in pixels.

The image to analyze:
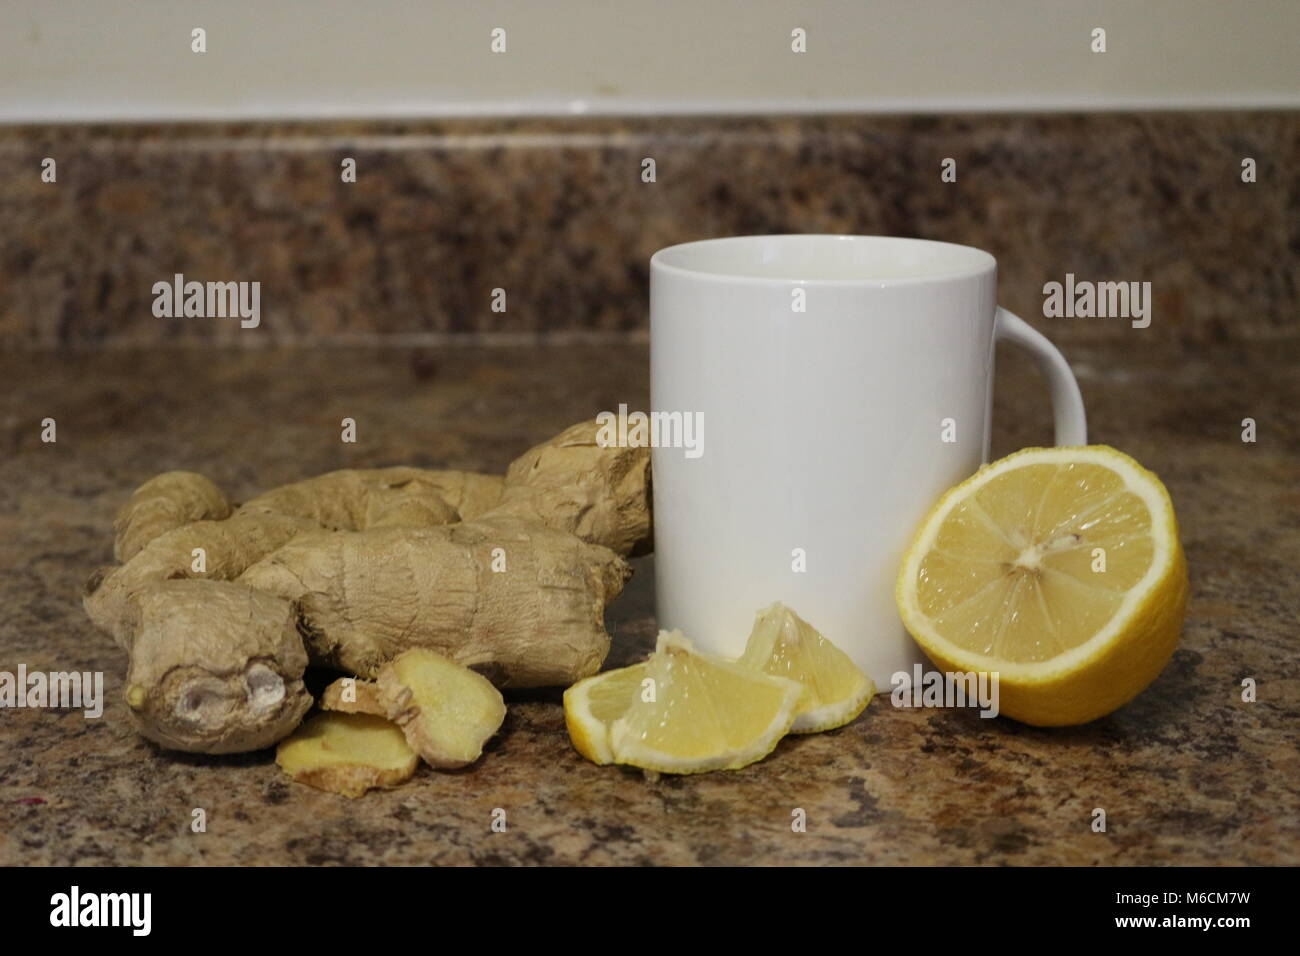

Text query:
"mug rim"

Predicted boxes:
[[650, 234, 996, 286]]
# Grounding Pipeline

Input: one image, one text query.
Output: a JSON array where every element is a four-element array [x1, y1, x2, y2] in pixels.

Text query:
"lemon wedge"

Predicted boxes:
[[563, 661, 650, 765], [739, 602, 875, 732], [567, 631, 801, 774], [896, 445, 1187, 726]]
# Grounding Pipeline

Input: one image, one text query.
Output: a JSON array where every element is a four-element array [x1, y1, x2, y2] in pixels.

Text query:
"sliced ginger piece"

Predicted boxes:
[[321, 676, 386, 716], [376, 649, 506, 769], [276, 712, 419, 798]]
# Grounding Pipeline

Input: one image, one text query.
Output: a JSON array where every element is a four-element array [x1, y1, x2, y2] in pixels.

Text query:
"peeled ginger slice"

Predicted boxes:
[[276, 712, 419, 798], [377, 649, 507, 768]]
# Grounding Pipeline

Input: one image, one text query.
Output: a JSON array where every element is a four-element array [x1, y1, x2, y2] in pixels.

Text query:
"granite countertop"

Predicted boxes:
[[1, 340, 1296, 865], [4, 113, 1297, 349]]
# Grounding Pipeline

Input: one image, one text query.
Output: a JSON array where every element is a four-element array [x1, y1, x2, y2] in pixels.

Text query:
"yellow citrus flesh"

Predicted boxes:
[[739, 602, 876, 732], [896, 446, 1187, 726], [607, 631, 802, 774], [563, 662, 650, 765]]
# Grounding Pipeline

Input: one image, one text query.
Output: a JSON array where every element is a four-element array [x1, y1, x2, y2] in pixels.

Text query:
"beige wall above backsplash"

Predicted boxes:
[[1, 113, 1295, 349], [2, 0, 1297, 122]]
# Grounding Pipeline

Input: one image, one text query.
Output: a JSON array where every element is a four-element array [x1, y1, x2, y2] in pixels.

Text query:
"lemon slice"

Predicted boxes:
[[606, 631, 802, 774], [896, 446, 1187, 726], [739, 602, 876, 732], [563, 661, 651, 765]]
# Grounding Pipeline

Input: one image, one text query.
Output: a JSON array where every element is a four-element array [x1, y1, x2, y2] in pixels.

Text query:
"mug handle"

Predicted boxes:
[[995, 307, 1088, 445]]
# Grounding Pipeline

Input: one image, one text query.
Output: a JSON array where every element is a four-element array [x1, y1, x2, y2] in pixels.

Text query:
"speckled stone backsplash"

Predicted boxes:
[[1, 112, 1296, 349]]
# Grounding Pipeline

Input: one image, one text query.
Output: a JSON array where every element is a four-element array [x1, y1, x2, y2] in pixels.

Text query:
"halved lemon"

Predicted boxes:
[[896, 446, 1187, 726], [739, 602, 876, 732]]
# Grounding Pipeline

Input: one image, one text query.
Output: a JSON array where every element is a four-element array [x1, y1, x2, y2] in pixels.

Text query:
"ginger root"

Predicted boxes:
[[84, 471, 477, 648], [85, 512, 319, 648], [240, 517, 629, 686], [85, 416, 651, 755], [276, 712, 419, 798], [492, 418, 652, 557], [123, 580, 312, 754], [113, 470, 232, 562], [321, 677, 386, 716], [237, 467, 503, 530], [376, 649, 506, 768]]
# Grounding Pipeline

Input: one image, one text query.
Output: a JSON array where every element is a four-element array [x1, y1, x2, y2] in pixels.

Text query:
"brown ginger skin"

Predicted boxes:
[[236, 467, 503, 529], [85, 512, 319, 648], [493, 418, 653, 557], [86, 417, 652, 754], [123, 580, 312, 754], [113, 470, 232, 562], [84, 471, 483, 648], [240, 517, 630, 686]]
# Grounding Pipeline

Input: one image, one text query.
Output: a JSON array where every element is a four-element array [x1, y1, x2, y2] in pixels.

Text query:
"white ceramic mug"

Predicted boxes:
[[649, 235, 1087, 688]]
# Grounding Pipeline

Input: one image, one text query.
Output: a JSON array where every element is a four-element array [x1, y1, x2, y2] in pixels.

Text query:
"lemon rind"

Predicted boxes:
[[562, 676, 615, 764], [788, 675, 876, 733]]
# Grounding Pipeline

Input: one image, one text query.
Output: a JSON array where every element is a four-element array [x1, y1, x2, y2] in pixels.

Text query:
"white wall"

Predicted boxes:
[[2, 0, 1297, 123]]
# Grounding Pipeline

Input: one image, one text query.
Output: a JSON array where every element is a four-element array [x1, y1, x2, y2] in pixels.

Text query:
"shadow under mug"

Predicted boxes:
[[649, 235, 1087, 689]]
